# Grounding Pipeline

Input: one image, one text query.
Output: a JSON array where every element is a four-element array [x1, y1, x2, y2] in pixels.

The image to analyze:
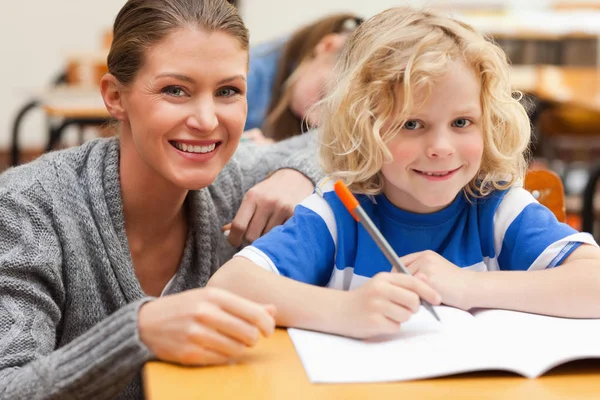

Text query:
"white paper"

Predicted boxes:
[[288, 306, 600, 383]]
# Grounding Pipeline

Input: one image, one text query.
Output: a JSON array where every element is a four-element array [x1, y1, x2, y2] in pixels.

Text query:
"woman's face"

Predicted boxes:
[[117, 27, 248, 190], [289, 33, 346, 127]]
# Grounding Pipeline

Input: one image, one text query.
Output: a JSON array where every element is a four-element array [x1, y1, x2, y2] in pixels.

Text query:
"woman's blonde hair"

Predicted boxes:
[[319, 7, 531, 197]]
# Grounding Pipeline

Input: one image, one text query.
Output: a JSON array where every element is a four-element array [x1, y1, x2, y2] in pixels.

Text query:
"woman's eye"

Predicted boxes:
[[216, 87, 241, 97], [403, 120, 422, 130], [162, 86, 186, 97], [452, 118, 471, 128]]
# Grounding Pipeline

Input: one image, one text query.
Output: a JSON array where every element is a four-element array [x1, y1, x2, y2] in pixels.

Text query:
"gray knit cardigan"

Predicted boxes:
[[0, 134, 321, 399]]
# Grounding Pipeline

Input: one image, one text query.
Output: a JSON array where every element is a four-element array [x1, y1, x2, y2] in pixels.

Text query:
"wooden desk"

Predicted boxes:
[[143, 329, 600, 400], [511, 65, 600, 112]]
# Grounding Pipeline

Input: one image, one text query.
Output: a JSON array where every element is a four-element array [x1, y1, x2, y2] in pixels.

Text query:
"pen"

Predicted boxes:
[[333, 180, 441, 322]]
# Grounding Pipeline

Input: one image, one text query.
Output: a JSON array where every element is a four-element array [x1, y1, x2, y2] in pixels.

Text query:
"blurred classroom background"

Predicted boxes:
[[3, 0, 600, 237]]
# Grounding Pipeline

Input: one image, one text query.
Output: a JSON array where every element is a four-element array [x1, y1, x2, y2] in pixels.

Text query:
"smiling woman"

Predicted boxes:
[[103, 27, 249, 191], [0, 0, 321, 399]]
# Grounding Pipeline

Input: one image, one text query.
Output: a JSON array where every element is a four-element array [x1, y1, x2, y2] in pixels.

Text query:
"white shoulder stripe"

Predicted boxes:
[[234, 246, 281, 275], [300, 193, 338, 251], [315, 176, 336, 195], [529, 232, 599, 270], [494, 187, 536, 259]]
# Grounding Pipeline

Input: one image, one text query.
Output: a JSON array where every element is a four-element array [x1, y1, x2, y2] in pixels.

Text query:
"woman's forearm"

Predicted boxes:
[[209, 258, 350, 334], [0, 299, 153, 400]]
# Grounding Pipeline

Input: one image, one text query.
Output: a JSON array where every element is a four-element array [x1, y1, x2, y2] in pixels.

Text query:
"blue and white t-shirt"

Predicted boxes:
[[237, 179, 597, 290]]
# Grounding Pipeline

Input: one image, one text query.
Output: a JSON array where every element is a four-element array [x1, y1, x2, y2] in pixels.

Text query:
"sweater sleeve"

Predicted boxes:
[[232, 130, 323, 194], [0, 188, 153, 400]]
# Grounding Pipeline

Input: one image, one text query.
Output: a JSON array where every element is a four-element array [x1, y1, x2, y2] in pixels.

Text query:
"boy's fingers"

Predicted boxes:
[[398, 251, 425, 267], [388, 274, 441, 305], [382, 282, 421, 313], [380, 300, 414, 324]]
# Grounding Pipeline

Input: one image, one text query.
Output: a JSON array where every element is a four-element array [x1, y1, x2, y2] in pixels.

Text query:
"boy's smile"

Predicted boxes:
[[412, 166, 462, 181], [381, 60, 484, 214]]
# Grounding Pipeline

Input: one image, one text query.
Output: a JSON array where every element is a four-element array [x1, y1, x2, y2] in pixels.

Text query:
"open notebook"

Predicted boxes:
[[288, 306, 600, 383]]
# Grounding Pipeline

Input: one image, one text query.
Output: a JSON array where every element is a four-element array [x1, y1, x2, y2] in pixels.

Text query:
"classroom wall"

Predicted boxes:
[[242, 0, 547, 44], [0, 0, 569, 150], [0, 0, 126, 151]]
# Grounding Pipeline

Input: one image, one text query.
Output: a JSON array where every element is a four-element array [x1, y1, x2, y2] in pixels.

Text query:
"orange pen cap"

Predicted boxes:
[[333, 180, 360, 221]]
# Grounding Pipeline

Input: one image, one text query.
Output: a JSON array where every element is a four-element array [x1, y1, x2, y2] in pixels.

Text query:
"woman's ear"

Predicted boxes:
[[100, 74, 127, 121], [314, 33, 346, 58]]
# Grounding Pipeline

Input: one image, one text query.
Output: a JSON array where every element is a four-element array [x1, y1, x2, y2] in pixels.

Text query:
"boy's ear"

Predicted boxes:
[[314, 33, 346, 57], [100, 74, 127, 121]]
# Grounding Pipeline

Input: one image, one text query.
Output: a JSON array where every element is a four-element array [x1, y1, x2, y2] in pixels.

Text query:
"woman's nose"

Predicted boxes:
[[186, 97, 218, 132]]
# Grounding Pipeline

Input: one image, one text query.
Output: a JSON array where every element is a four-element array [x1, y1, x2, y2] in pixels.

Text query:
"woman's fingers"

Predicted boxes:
[[206, 288, 276, 338], [187, 324, 248, 360]]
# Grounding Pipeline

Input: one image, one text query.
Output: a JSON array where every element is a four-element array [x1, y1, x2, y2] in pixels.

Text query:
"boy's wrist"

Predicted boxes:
[[324, 290, 356, 337], [461, 270, 483, 311]]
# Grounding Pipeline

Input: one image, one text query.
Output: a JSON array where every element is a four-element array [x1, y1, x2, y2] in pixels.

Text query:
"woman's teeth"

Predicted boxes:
[[173, 142, 216, 154]]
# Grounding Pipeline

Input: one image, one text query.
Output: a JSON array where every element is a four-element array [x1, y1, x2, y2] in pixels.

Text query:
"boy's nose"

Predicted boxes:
[[426, 132, 455, 158]]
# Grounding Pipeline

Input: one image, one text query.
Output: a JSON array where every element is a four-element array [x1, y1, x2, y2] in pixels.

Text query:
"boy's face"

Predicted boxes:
[[380, 60, 484, 213]]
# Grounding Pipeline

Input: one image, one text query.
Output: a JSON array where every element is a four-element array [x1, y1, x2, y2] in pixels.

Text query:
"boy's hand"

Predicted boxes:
[[340, 272, 441, 339], [400, 250, 476, 310]]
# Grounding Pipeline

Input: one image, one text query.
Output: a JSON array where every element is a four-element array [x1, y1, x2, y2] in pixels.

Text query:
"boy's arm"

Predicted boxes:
[[210, 194, 441, 338], [208, 258, 351, 335], [467, 187, 600, 317], [466, 244, 600, 317], [209, 256, 441, 338]]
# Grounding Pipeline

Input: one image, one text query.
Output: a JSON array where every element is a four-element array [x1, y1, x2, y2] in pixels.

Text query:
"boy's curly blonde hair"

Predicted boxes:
[[318, 7, 531, 197]]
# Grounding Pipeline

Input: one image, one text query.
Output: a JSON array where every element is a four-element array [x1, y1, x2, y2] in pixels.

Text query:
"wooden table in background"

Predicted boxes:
[[42, 86, 109, 118], [143, 329, 600, 400], [511, 65, 600, 112]]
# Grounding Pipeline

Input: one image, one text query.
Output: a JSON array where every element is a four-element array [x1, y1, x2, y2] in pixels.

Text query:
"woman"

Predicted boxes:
[[0, 0, 319, 398], [245, 12, 363, 142]]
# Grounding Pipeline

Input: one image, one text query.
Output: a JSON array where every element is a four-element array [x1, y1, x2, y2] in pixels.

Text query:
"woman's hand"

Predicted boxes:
[[225, 168, 314, 247], [400, 250, 476, 310], [242, 128, 274, 146], [138, 287, 276, 365], [339, 272, 441, 339]]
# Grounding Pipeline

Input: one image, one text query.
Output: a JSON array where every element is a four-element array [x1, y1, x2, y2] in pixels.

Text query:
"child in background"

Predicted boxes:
[[245, 13, 363, 142], [209, 7, 600, 339]]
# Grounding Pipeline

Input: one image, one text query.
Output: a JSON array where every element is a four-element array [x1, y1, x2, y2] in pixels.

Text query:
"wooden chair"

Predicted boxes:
[[581, 162, 600, 238], [524, 169, 567, 223], [536, 105, 600, 164]]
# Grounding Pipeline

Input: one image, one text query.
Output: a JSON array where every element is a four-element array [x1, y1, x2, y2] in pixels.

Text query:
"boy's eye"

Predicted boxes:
[[216, 87, 241, 97], [452, 118, 471, 128], [403, 120, 422, 130], [162, 86, 186, 97]]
